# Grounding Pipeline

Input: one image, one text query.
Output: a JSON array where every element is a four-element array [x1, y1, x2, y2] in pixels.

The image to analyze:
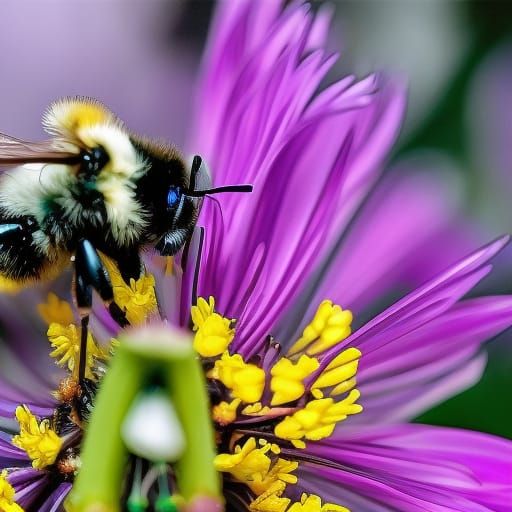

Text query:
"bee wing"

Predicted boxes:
[[0, 133, 79, 166]]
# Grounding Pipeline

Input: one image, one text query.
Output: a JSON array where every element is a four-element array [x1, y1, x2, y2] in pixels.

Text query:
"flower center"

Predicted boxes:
[[192, 296, 362, 512]]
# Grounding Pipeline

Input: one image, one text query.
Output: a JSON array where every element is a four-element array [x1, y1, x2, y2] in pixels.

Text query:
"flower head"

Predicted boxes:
[[0, 1, 512, 511]]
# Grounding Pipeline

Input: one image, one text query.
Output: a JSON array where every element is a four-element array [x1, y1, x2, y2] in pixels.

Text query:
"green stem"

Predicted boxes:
[[66, 345, 143, 512], [166, 348, 220, 501], [65, 325, 222, 511]]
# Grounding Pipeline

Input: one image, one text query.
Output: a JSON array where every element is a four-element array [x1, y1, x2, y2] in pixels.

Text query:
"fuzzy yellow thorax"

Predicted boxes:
[[212, 398, 242, 426]]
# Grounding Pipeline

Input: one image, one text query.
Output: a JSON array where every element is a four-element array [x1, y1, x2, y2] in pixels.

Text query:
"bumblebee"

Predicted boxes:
[[0, 98, 250, 378]]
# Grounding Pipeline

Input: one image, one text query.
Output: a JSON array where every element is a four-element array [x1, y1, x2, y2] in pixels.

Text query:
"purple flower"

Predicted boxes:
[[171, 1, 512, 510], [0, 1, 511, 511]]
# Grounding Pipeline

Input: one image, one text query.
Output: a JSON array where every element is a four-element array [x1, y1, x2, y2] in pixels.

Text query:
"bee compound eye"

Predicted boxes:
[[80, 145, 109, 175], [167, 186, 182, 209]]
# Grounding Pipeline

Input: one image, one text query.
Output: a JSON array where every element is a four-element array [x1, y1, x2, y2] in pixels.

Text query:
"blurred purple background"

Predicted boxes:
[[0, 1, 206, 145]]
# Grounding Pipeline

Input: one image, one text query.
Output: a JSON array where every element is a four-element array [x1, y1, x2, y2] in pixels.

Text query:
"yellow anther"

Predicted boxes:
[[47, 323, 104, 380], [12, 405, 62, 470], [0, 471, 23, 512], [191, 296, 216, 327], [101, 256, 157, 325], [312, 348, 361, 390], [311, 389, 324, 399], [274, 390, 362, 447], [324, 347, 361, 371], [114, 274, 157, 325], [37, 293, 74, 325], [192, 297, 235, 357], [209, 352, 265, 403], [215, 438, 298, 498], [212, 399, 241, 426], [242, 402, 272, 416], [249, 481, 290, 512], [270, 355, 320, 406], [288, 494, 349, 512], [288, 301, 352, 357], [330, 378, 357, 397]]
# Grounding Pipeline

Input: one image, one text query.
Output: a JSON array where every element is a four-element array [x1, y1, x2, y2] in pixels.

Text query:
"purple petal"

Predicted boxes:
[[298, 424, 512, 511], [0, 435, 29, 464], [185, 0, 406, 359], [274, 158, 479, 345], [316, 236, 509, 368], [348, 296, 512, 422], [10, 469, 50, 509], [38, 482, 71, 512]]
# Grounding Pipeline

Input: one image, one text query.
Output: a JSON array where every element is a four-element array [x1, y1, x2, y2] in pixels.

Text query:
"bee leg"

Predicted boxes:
[[155, 231, 190, 256], [112, 250, 144, 285], [75, 239, 130, 329], [74, 266, 92, 385]]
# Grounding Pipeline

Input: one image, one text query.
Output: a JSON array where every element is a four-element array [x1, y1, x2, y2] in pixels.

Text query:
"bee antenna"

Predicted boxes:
[[184, 184, 253, 197], [186, 154, 253, 197]]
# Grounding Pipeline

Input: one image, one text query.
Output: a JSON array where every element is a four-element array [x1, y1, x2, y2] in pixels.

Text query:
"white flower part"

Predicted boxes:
[[121, 390, 186, 462]]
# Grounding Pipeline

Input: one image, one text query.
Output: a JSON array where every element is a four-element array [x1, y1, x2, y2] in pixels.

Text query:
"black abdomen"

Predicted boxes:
[[0, 211, 48, 280]]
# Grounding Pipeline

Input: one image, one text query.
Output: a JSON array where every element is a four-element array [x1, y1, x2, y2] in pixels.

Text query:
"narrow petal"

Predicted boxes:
[[297, 424, 512, 511], [186, 0, 406, 358], [317, 236, 509, 368], [350, 296, 512, 423], [275, 158, 478, 343]]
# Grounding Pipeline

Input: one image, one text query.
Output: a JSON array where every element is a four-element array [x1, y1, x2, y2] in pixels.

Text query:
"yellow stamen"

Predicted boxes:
[[113, 274, 157, 325], [212, 398, 241, 426], [288, 301, 352, 357], [288, 494, 349, 512], [242, 402, 272, 416], [270, 355, 319, 406], [37, 293, 74, 326], [191, 297, 235, 357], [101, 256, 158, 325], [12, 405, 62, 469], [274, 390, 362, 448], [0, 471, 24, 512], [47, 323, 104, 380], [215, 438, 298, 496], [312, 348, 361, 392], [249, 481, 290, 512], [209, 352, 265, 403]]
